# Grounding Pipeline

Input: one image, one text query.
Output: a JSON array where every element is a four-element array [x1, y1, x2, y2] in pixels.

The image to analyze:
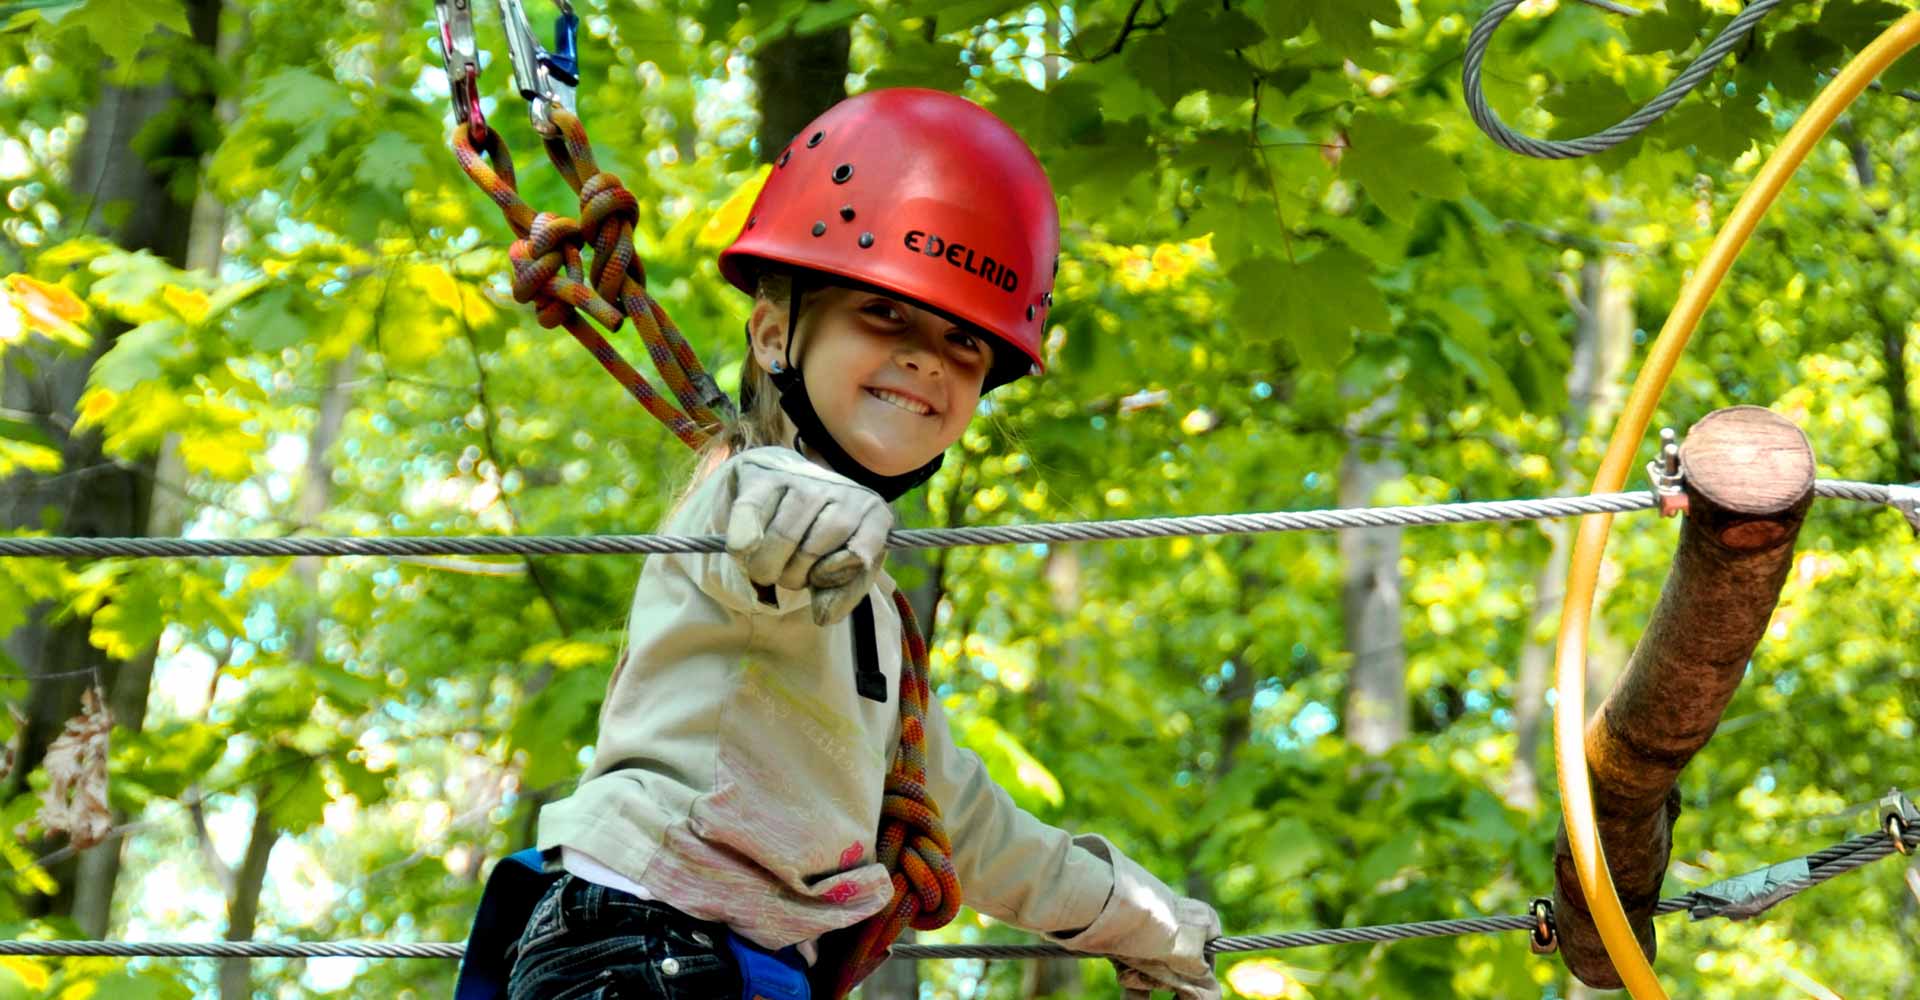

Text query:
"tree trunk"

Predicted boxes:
[[1339, 416, 1406, 754], [1552, 406, 1815, 989], [1507, 241, 1634, 810], [0, 0, 222, 932], [752, 2, 850, 157], [220, 796, 281, 1000]]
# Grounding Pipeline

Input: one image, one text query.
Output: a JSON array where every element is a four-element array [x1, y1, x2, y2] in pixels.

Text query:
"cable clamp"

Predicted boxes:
[[1687, 858, 1810, 921], [1891, 484, 1920, 537], [1527, 897, 1558, 954], [1645, 427, 1688, 517], [1880, 788, 1918, 856]]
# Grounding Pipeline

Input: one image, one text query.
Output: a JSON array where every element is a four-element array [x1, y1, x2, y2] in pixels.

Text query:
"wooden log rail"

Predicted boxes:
[[1552, 405, 1816, 988]]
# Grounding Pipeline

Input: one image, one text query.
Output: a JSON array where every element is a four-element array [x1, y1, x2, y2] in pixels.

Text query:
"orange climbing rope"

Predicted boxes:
[[450, 113, 731, 450], [814, 593, 963, 998]]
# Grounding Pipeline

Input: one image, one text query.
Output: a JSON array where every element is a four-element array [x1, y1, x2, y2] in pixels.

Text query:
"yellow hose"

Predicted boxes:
[[1553, 13, 1920, 998]]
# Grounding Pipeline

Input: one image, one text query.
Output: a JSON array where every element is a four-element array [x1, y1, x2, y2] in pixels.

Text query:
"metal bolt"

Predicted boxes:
[[660, 957, 681, 976], [811, 221, 827, 237], [1025, 305, 1035, 320], [840, 205, 855, 221], [858, 232, 874, 248]]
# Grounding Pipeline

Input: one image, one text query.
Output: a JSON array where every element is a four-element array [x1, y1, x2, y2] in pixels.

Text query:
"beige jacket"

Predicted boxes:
[[536, 459, 1115, 951]]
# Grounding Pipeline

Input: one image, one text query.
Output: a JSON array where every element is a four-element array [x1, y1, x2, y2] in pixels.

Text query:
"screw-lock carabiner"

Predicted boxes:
[[434, 0, 488, 139], [498, 0, 579, 136], [432, 0, 580, 138]]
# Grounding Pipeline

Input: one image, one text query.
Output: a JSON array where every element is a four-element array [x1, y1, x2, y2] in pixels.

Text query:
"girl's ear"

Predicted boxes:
[[747, 298, 788, 373]]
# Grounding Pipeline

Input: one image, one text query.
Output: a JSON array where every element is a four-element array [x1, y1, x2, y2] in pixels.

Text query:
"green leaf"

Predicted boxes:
[[1263, 0, 1399, 59], [1343, 112, 1466, 225], [226, 285, 307, 353], [355, 131, 428, 195], [265, 764, 332, 833], [1124, 7, 1262, 106], [58, 0, 187, 68], [252, 68, 349, 127], [1659, 95, 1766, 161], [88, 318, 183, 391], [1623, 0, 1707, 53], [1230, 246, 1387, 369]]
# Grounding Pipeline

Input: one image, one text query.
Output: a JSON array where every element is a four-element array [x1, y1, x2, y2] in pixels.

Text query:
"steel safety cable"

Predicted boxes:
[[0, 812, 1907, 962], [1464, 0, 1790, 159], [0, 482, 1904, 560]]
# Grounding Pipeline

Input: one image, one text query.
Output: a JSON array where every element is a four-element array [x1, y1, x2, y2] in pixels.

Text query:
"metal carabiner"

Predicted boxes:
[[496, 0, 580, 136], [434, 0, 488, 139]]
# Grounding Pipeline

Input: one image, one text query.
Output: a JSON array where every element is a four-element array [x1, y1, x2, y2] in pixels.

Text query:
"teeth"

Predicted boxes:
[[869, 388, 931, 415]]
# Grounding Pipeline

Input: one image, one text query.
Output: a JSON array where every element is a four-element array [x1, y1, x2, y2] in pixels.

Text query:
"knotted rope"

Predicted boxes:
[[450, 111, 734, 449], [814, 592, 962, 998], [449, 110, 956, 996]]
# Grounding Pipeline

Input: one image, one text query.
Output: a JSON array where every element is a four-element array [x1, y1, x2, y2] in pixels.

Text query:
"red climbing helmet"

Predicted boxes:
[[719, 88, 1058, 391]]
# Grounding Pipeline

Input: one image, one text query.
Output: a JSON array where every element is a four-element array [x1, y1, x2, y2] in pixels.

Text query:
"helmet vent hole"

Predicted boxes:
[[832, 163, 854, 184], [858, 232, 874, 248], [807, 131, 825, 147], [811, 221, 827, 237], [1026, 305, 1036, 320], [746, 216, 757, 230], [839, 205, 855, 221], [778, 150, 791, 167]]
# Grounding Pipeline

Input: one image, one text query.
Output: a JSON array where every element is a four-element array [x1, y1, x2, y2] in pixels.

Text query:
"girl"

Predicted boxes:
[[507, 88, 1220, 999]]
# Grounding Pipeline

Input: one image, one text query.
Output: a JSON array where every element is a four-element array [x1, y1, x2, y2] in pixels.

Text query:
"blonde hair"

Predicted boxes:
[[683, 270, 796, 487]]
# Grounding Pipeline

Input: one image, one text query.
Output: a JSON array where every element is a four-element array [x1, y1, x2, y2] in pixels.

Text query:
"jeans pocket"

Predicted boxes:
[[514, 875, 573, 962]]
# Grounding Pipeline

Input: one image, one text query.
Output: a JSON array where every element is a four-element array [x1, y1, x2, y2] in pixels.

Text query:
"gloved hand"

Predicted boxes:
[[1053, 835, 1222, 1000], [723, 447, 892, 625]]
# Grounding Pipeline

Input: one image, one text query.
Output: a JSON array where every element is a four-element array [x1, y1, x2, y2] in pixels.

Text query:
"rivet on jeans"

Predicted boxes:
[[659, 957, 681, 976]]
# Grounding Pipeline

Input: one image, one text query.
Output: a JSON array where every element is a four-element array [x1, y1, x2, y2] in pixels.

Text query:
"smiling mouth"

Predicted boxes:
[[866, 387, 935, 416]]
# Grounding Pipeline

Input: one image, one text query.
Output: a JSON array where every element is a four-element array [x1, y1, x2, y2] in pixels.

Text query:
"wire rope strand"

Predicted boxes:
[[2, 819, 1909, 964], [2, 479, 1911, 560], [1464, 0, 1787, 159]]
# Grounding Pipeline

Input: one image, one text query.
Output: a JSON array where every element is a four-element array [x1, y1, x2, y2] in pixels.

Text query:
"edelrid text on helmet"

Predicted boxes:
[[903, 230, 1019, 294]]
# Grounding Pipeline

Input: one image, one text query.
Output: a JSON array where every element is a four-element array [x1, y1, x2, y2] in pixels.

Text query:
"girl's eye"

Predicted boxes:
[[863, 301, 906, 324]]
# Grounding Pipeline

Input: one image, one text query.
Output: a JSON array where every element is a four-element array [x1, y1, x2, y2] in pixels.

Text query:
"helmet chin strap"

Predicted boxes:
[[757, 280, 944, 503]]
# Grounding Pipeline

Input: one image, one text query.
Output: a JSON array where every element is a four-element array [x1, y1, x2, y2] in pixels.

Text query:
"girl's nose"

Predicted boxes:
[[896, 333, 942, 376]]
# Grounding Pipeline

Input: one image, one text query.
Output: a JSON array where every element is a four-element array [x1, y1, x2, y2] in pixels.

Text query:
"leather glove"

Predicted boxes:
[[723, 447, 892, 625], [1053, 835, 1222, 1000]]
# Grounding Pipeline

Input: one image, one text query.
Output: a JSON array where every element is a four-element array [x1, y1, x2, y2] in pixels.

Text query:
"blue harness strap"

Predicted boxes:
[[453, 847, 812, 1000], [453, 848, 561, 1000], [726, 933, 810, 1000]]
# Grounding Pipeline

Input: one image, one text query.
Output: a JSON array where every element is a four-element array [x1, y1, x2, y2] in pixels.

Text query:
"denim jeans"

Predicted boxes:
[[506, 875, 743, 999]]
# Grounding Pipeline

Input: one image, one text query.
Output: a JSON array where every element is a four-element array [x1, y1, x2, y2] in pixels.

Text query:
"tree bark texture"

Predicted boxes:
[[1339, 434, 1406, 755], [1553, 405, 1815, 988], [1508, 235, 1634, 810]]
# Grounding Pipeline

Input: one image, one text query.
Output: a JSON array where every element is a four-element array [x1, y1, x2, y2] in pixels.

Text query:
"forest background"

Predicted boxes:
[[1, 0, 1917, 996]]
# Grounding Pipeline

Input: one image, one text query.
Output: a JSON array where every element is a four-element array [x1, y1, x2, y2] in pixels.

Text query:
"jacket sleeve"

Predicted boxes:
[[921, 693, 1115, 934]]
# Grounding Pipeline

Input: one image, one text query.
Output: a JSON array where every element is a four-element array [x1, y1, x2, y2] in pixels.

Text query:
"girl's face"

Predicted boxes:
[[751, 285, 994, 476]]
